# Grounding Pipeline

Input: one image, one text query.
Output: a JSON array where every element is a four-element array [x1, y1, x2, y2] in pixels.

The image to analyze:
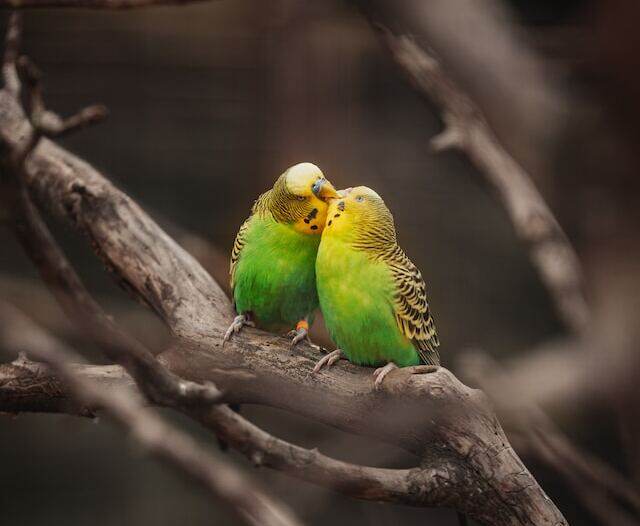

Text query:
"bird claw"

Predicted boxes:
[[288, 326, 308, 348], [373, 362, 398, 390], [312, 349, 344, 374], [223, 314, 254, 344]]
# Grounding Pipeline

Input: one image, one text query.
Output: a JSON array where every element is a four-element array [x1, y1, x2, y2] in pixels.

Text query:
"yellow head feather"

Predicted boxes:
[[323, 185, 396, 246], [254, 162, 338, 235]]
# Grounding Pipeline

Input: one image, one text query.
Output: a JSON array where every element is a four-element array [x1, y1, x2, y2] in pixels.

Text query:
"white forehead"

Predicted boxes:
[[285, 162, 323, 193]]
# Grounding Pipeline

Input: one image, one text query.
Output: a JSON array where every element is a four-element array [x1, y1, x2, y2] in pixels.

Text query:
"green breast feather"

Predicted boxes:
[[232, 214, 320, 332], [316, 236, 439, 367]]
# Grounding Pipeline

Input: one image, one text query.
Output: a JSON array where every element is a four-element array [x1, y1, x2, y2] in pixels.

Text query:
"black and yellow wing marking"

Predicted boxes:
[[387, 246, 440, 365], [230, 217, 251, 291], [230, 189, 275, 291]]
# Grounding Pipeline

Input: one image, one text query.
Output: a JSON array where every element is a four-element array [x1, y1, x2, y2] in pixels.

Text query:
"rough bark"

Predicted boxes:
[[0, 79, 566, 524]]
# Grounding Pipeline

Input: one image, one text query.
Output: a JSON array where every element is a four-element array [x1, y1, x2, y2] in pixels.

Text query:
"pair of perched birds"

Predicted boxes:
[[225, 162, 440, 388]]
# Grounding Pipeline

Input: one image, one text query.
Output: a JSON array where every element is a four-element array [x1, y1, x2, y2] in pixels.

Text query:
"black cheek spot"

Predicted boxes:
[[334, 214, 340, 218], [328, 220, 332, 226], [310, 225, 318, 230], [308, 208, 318, 219], [304, 218, 310, 224]]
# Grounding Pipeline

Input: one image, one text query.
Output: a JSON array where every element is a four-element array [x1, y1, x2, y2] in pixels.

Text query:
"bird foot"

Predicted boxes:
[[222, 314, 254, 344], [312, 349, 344, 374], [288, 320, 310, 349], [372, 362, 398, 390]]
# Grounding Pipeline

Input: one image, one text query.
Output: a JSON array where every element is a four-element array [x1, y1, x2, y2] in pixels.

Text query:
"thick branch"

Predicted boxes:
[[461, 351, 640, 526], [0, 47, 220, 410], [0, 304, 482, 513], [1, 338, 300, 526], [0, 15, 567, 525], [0, 354, 447, 508], [0, 28, 301, 526], [0, 87, 566, 525]]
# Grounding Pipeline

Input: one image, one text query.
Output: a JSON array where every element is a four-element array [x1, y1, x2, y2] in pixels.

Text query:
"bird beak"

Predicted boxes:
[[312, 178, 340, 201]]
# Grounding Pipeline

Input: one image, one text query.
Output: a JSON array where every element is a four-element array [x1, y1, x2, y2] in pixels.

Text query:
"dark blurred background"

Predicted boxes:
[[0, 0, 634, 524]]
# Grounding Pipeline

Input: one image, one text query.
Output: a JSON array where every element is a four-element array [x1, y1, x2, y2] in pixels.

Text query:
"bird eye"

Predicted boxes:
[[355, 195, 365, 202], [296, 195, 306, 201]]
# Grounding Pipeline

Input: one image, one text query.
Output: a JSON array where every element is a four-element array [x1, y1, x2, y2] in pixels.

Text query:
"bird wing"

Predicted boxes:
[[230, 217, 251, 291], [387, 246, 440, 365], [230, 189, 276, 291]]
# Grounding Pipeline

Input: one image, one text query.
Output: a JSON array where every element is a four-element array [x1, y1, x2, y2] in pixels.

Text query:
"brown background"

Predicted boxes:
[[0, 1, 621, 525]]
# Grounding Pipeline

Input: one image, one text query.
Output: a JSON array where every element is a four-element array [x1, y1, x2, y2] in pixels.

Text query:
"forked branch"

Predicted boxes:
[[0, 11, 567, 526], [0, 312, 300, 526]]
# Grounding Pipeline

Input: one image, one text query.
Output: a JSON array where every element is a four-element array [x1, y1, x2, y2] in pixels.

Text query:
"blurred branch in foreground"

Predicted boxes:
[[0, 306, 297, 526], [0, 302, 534, 518], [0, 11, 567, 526]]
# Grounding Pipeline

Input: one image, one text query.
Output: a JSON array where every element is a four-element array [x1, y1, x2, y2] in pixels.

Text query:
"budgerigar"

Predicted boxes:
[[314, 186, 440, 388], [224, 162, 339, 346]]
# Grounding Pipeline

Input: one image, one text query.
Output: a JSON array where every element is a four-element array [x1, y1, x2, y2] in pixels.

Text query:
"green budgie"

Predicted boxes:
[[314, 186, 440, 388], [224, 162, 339, 346]]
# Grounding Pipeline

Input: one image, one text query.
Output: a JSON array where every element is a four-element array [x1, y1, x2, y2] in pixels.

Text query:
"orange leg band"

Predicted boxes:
[[296, 320, 309, 332]]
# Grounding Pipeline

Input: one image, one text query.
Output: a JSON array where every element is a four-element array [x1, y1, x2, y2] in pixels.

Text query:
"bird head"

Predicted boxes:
[[324, 186, 396, 244], [283, 162, 339, 201], [267, 162, 339, 235]]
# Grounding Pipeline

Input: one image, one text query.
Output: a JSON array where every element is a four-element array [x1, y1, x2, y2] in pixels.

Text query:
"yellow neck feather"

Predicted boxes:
[[291, 194, 330, 235]]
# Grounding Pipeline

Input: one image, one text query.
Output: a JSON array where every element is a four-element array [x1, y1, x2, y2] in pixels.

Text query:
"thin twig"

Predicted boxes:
[[12, 54, 107, 166]]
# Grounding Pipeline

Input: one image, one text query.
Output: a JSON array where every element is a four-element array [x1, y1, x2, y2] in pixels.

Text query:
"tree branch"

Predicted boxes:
[[0, 29, 220, 410], [0, 12, 567, 526], [0, 303, 495, 513], [0, 326, 301, 526], [365, 19, 589, 336], [0, 299, 134, 415], [461, 351, 640, 526], [0, 327, 446, 511], [0, 20, 301, 526]]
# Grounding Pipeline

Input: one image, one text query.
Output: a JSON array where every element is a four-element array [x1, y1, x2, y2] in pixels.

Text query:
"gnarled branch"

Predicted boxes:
[[461, 351, 640, 526], [0, 38, 567, 526], [0, 327, 300, 526], [0, 18, 299, 526]]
